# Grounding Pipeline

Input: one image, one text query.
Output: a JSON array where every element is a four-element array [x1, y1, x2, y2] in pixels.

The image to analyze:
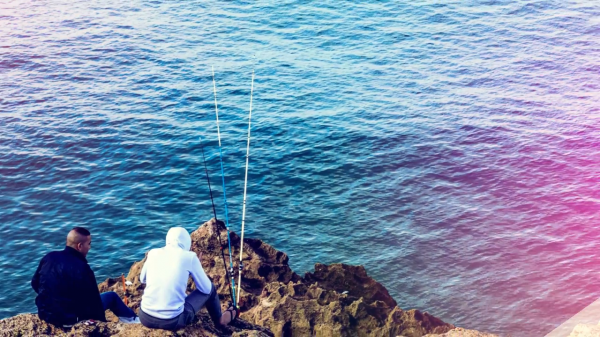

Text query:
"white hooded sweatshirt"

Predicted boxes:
[[140, 227, 212, 319]]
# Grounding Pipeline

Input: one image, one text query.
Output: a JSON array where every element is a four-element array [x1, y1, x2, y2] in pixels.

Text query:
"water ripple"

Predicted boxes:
[[2, 1, 600, 336]]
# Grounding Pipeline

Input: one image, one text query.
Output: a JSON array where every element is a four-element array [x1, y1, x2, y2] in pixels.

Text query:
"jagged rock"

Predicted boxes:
[[0, 219, 497, 337], [569, 323, 600, 337], [189, 219, 301, 311], [424, 327, 500, 337], [0, 313, 272, 337], [304, 263, 397, 309], [243, 274, 457, 336], [0, 314, 80, 336]]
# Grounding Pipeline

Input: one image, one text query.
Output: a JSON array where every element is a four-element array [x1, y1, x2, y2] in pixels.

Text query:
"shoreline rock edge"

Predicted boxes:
[[0, 219, 498, 337]]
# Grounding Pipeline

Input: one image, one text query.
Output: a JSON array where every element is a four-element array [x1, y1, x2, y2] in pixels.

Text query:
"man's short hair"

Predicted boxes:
[[71, 227, 90, 236]]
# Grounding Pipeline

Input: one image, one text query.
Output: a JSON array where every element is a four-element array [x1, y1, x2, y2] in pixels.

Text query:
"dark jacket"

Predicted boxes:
[[31, 246, 106, 326]]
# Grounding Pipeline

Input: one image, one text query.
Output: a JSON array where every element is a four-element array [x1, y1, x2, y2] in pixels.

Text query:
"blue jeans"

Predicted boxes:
[[100, 292, 136, 318]]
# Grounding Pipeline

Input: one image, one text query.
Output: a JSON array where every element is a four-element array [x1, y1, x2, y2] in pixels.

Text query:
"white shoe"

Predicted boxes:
[[118, 316, 140, 324]]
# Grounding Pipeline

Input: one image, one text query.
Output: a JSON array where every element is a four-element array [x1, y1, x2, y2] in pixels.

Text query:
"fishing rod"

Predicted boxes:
[[199, 141, 235, 304], [211, 66, 237, 307], [236, 69, 255, 303]]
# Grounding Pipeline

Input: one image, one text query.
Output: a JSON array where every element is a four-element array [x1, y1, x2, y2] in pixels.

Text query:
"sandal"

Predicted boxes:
[[221, 306, 239, 325]]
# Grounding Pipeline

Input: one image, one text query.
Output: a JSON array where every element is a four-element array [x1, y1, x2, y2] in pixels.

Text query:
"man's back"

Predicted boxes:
[[31, 246, 105, 326], [140, 246, 209, 319], [139, 227, 212, 320]]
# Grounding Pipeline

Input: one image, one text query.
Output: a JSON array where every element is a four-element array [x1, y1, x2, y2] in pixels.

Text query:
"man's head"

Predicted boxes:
[[165, 227, 191, 251], [66, 227, 92, 257]]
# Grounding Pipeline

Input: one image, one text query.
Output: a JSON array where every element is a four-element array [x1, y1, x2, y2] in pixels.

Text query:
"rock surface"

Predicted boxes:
[[424, 327, 501, 337], [0, 219, 499, 336], [0, 313, 271, 337], [568, 323, 600, 337]]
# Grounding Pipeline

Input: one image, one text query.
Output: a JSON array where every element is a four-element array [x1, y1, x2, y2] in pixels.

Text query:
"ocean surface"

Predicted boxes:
[[1, 1, 600, 336]]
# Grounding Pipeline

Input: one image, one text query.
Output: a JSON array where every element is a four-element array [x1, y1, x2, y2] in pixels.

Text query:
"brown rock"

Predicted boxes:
[[243, 275, 458, 337], [304, 263, 397, 309], [424, 327, 501, 337], [0, 314, 74, 336], [568, 323, 600, 337], [0, 313, 273, 337], [189, 219, 301, 311]]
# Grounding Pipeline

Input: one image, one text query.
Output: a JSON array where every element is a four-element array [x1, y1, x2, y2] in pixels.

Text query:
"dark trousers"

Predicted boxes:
[[139, 284, 222, 330], [100, 292, 136, 318]]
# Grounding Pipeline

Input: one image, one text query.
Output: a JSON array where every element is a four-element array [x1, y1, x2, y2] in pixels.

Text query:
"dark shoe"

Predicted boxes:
[[220, 306, 239, 326]]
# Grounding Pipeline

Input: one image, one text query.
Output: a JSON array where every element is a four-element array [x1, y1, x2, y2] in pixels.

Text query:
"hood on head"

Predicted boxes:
[[165, 227, 192, 251]]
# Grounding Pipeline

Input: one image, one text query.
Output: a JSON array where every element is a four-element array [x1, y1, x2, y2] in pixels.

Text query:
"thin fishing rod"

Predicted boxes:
[[236, 69, 255, 302], [199, 142, 235, 304], [211, 66, 237, 307]]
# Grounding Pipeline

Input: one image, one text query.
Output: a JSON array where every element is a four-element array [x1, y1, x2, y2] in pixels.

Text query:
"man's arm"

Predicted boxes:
[[189, 253, 212, 294], [82, 265, 106, 322], [140, 260, 148, 284], [140, 251, 151, 284], [31, 256, 46, 293]]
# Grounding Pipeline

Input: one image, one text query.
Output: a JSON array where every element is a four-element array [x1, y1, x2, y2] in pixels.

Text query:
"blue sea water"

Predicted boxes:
[[2, 1, 600, 336]]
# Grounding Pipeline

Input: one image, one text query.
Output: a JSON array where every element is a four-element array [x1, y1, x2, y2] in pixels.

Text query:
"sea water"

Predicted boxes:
[[1, 1, 600, 336]]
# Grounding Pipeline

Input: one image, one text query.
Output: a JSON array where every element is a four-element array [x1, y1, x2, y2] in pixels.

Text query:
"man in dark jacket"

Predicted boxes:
[[31, 227, 138, 327]]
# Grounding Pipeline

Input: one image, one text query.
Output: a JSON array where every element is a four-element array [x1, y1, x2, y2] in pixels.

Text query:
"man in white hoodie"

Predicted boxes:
[[138, 227, 237, 330]]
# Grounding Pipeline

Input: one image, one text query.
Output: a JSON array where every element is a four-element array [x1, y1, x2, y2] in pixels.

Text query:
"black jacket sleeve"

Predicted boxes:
[[78, 264, 106, 322], [31, 256, 45, 294]]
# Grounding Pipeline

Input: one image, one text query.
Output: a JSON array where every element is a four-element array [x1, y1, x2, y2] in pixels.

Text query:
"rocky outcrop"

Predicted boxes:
[[568, 323, 600, 337], [0, 219, 498, 337], [424, 327, 500, 337], [0, 313, 270, 337], [244, 264, 456, 336]]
